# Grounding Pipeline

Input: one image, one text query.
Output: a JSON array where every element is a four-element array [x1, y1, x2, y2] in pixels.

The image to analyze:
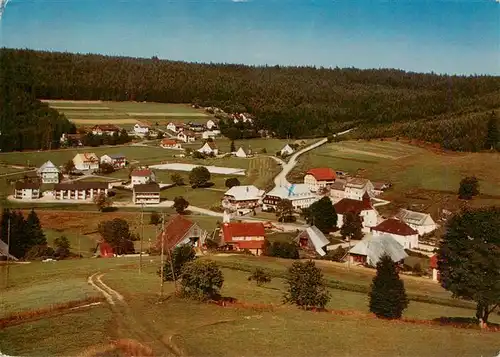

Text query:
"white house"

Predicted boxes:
[[349, 235, 408, 267], [91, 125, 120, 136], [37, 161, 60, 184], [235, 147, 248, 158], [333, 193, 379, 232], [14, 181, 41, 200], [371, 218, 419, 249], [280, 144, 295, 156], [133, 123, 150, 136], [201, 130, 220, 139], [160, 139, 183, 150], [222, 185, 265, 213], [197, 141, 218, 155], [206, 119, 217, 130], [262, 183, 318, 211], [54, 182, 108, 200], [395, 209, 438, 235], [329, 180, 347, 203], [73, 153, 99, 171], [177, 130, 196, 143], [130, 169, 156, 186], [166, 122, 180, 133], [133, 182, 160, 205], [345, 178, 374, 201], [304, 168, 336, 192], [100, 154, 127, 168]]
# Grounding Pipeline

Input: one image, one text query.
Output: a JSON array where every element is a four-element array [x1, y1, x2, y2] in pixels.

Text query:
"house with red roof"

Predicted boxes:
[[304, 168, 336, 192], [371, 218, 419, 249], [160, 139, 183, 150], [131, 169, 156, 186], [221, 222, 266, 256], [155, 215, 204, 252], [333, 193, 379, 232]]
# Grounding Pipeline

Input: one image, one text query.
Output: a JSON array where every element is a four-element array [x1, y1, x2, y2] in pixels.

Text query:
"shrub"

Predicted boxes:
[[149, 212, 162, 225], [325, 246, 348, 262], [264, 241, 299, 259], [248, 268, 272, 286], [180, 260, 224, 301], [25, 245, 55, 260], [158, 244, 196, 281], [283, 260, 330, 309]]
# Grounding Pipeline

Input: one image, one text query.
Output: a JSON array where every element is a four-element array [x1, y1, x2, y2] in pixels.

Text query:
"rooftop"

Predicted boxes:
[[133, 182, 160, 193], [395, 209, 433, 225], [155, 215, 196, 251], [15, 181, 41, 190], [349, 235, 408, 266], [54, 181, 108, 190], [372, 218, 418, 236], [346, 177, 371, 189], [266, 184, 315, 200], [131, 169, 152, 177], [222, 222, 266, 243], [224, 185, 265, 201], [333, 194, 373, 214], [306, 168, 336, 181]]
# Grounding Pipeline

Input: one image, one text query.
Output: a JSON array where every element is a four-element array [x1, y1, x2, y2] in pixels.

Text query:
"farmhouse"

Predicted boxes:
[[221, 222, 266, 256], [262, 184, 317, 211], [345, 178, 374, 201], [100, 154, 127, 168], [201, 130, 219, 139], [304, 168, 336, 192], [160, 139, 182, 150], [133, 182, 160, 205], [91, 124, 120, 136], [334, 193, 379, 232], [177, 130, 196, 143], [222, 185, 265, 212], [280, 144, 295, 156], [60, 133, 83, 146], [349, 235, 408, 267], [395, 209, 438, 235], [371, 218, 419, 249], [14, 181, 41, 200], [130, 169, 156, 186], [155, 215, 205, 251], [197, 141, 218, 155], [73, 153, 99, 171], [295, 226, 330, 257], [134, 123, 150, 136], [166, 122, 182, 132], [37, 161, 60, 184], [234, 147, 248, 158], [54, 182, 108, 200]]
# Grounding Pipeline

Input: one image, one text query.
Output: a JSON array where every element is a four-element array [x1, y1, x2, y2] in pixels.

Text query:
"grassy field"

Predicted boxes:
[[2, 256, 500, 357]]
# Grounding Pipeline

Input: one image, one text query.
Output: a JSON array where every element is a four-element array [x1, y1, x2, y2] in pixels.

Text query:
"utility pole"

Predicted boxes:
[[5, 217, 11, 288], [347, 236, 351, 271], [139, 203, 144, 274], [160, 212, 165, 298]]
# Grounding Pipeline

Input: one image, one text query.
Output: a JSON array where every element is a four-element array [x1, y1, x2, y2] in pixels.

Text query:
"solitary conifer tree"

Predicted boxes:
[[369, 254, 408, 319]]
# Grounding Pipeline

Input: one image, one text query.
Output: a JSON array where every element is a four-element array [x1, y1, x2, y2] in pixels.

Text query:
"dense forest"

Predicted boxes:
[[1, 48, 499, 152]]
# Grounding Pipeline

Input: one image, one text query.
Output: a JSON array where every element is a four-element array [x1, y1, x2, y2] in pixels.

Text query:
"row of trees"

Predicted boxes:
[[0, 209, 46, 259], [2, 48, 500, 151]]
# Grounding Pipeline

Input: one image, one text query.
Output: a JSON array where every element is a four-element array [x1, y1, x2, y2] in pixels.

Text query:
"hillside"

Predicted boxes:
[[1, 48, 499, 151]]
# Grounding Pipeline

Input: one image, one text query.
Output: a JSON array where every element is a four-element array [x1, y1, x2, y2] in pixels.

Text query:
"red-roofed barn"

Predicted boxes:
[[371, 218, 419, 249], [304, 168, 336, 192], [155, 215, 204, 252], [221, 222, 266, 256]]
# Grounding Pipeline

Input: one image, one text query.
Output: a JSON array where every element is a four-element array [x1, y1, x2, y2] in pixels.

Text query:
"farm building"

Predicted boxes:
[[197, 141, 219, 155], [221, 222, 266, 256], [234, 147, 248, 158], [177, 130, 196, 143], [133, 123, 150, 135], [395, 209, 438, 236], [334, 193, 379, 232], [130, 169, 156, 186], [262, 183, 317, 211], [345, 178, 374, 201], [100, 154, 127, 168], [371, 218, 419, 249], [54, 182, 108, 200], [73, 153, 99, 171], [37, 160, 60, 184], [222, 185, 265, 213], [91, 125, 120, 136], [133, 182, 160, 205], [14, 181, 41, 200], [155, 215, 205, 251], [280, 144, 295, 156], [304, 168, 336, 192], [348, 235, 408, 267], [160, 139, 183, 150], [295, 226, 330, 257]]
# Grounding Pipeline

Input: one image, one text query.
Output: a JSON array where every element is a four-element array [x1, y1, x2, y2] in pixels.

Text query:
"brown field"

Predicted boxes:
[[69, 118, 141, 124]]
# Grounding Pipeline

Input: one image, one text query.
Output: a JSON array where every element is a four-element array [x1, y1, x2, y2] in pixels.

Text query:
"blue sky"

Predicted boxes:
[[1, 0, 499, 75]]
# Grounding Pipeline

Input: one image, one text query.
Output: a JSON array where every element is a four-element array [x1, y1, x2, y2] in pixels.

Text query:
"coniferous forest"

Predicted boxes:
[[1, 48, 499, 152]]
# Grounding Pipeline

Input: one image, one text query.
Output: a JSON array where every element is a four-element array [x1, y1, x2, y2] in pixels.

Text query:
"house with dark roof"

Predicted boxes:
[[221, 222, 266, 256], [333, 193, 379, 232], [14, 181, 41, 200], [371, 218, 419, 249], [133, 182, 160, 205], [54, 182, 108, 200], [345, 178, 374, 201], [177, 130, 196, 143], [131, 169, 156, 186], [155, 215, 204, 252], [100, 154, 127, 168], [304, 168, 336, 192]]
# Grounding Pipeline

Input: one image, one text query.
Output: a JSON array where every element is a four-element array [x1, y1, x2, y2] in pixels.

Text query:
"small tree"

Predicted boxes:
[[248, 268, 271, 286], [63, 160, 75, 174], [340, 211, 363, 241], [99, 162, 115, 174], [225, 177, 240, 188], [276, 199, 295, 222], [369, 254, 409, 319], [158, 244, 196, 281], [150, 211, 162, 225], [189, 166, 211, 188], [264, 241, 299, 259], [283, 260, 330, 309], [230, 140, 236, 152], [303, 197, 337, 233], [192, 151, 205, 159], [485, 112, 499, 150], [53, 235, 71, 259], [173, 196, 189, 214], [26, 209, 46, 246], [97, 218, 134, 255], [157, 131, 164, 140], [458, 176, 479, 200], [171, 173, 185, 186], [180, 260, 224, 301], [94, 192, 111, 212]]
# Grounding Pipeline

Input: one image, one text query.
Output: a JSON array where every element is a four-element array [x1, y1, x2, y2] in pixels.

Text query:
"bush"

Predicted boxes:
[[225, 177, 240, 188], [248, 268, 272, 286], [149, 211, 162, 225], [25, 245, 55, 260], [325, 246, 348, 262], [283, 260, 330, 309], [180, 260, 224, 301], [192, 151, 205, 159], [158, 244, 196, 281], [263, 241, 299, 259]]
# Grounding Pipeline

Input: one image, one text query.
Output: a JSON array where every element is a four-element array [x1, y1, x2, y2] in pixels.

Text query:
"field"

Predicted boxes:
[[291, 139, 500, 216], [1, 255, 500, 357]]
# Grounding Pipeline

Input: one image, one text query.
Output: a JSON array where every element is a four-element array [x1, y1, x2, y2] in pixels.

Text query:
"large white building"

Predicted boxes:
[[371, 218, 419, 249], [54, 182, 108, 200], [262, 184, 318, 211], [222, 185, 265, 212], [133, 123, 150, 136], [395, 209, 438, 236], [73, 153, 99, 171], [37, 161, 60, 184], [130, 169, 156, 186], [345, 178, 374, 201], [133, 182, 160, 205], [333, 193, 379, 232], [14, 181, 41, 200], [304, 168, 336, 192]]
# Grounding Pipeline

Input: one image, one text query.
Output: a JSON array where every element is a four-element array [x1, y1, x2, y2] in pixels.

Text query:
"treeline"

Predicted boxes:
[[0, 50, 75, 152], [2, 48, 500, 151], [0, 209, 46, 259]]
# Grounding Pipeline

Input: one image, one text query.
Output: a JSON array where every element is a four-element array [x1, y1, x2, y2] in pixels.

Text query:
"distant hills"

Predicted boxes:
[[1, 48, 499, 152]]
